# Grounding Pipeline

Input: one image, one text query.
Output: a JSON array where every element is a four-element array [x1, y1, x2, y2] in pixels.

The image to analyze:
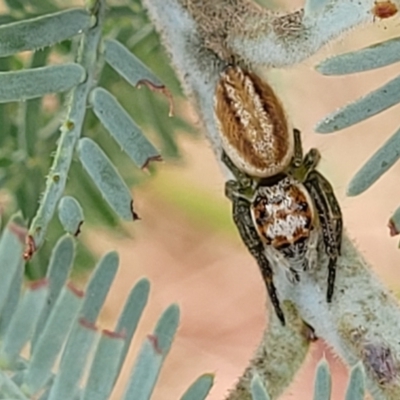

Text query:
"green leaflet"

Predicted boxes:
[[104, 39, 164, 88], [313, 360, 331, 400], [347, 127, 400, 196], [91, 87, 161, 169], [251, 374, 271, 400], [58, 196, 84, 236], [0, 64, 85, 103], [122, 304, 180, 400], [78, 138, 137, 221], [315, 75, 400, 133], [317, 37, 400, 75], [0, 8, 92, 57], [180, 374, 214, 400]]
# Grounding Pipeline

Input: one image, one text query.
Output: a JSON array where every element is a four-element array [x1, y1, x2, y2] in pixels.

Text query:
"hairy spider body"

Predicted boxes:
[[252, 176, 319, 281], [214, 65, 293, 178], [215, 65, 342, 325]]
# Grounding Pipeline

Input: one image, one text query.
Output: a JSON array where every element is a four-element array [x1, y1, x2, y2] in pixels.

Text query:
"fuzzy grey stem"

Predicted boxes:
[[226, 301, 311, 400], [27, 1, 105, 255], [143, 0, 400, 398]]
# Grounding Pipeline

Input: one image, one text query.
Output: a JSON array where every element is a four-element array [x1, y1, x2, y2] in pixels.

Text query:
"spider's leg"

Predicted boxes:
[[232, 195, 285, 325], [292, 128, 303, 168], [304, 170, 342, 303]]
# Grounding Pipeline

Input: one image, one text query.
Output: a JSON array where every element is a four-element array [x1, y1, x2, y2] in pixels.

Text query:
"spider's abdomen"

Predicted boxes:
[[251, 177, 314, 250], [214, 65, 294, 178]]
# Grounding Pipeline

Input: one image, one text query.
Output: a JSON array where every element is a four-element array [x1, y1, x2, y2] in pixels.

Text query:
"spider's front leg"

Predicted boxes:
[[304, 170, 342, 303], [229, 193, 286, 325]]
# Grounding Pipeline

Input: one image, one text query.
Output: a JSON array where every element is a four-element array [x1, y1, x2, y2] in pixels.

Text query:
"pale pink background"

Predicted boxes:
[[84, 5, 400, 399]]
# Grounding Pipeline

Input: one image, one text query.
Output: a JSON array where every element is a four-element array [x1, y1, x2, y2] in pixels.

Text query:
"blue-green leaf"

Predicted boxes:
[[22, 285, 83, 396], [122, 304, 180, 400], [80, 252, 118, 323], [347, 126, 400, 196], [0, 371, 28, 400], [91, 87, 161, 169], [315, 75, 400, 133], [317, 37, 400, 75], [47, 318, 98, 400], [313, 360, 331, 400], [345, 364, 365, 400], [0, 216, 25, 317], [251, 373, 270, 400], [58, 196, 84, 236], [0, 64, 85, 103], [104, 39, 164, 88], [0, 8, 92, 57], [0, 280, 48, 368], [115, 278, 150, 374], [82, 330, 125, 400], [32, 235, 75, 348], [78, 138, 138, 220], [180, 374, 214, 400]]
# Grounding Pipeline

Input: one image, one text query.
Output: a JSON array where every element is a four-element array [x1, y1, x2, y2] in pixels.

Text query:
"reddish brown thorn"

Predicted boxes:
[[102, 329, 126, 340], [141, 155, 163, 171], [137, 79, 174, 117], [388, 218, 399, 236], [28, 278, 48, 291], [66, 282, 85, 298], [372, 1, 398, 19], [302, 320, 318, 342], [23, 235, 36, 261], [79, 317, 98, 331], [147, 334, 162, 354], [130, 200, 140, 221], [74, 220, 84, 237]]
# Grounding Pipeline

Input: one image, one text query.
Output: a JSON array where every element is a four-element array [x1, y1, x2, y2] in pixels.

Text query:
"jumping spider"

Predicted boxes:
[[214, 66, 342, 325]]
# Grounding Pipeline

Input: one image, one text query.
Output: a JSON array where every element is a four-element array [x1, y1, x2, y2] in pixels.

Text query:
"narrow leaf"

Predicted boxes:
[[0, 259, 23, 338], [345, 364, 365, 400], [251, 374, 270, 400], [0, 280, 48, 368], [0, 8, 92, 57], [22, 285, 83, 396], [32, 235, 75, 347], [347, 126, 400, 196], [313, 360, 331, 400], [0, 216, 25, 315], [0, 64, 85, 103], [82, 330, 125, 400], [58, 196, 84, 236], [180, 374, 214, 400], [316, 75, 400, 133], [78, 138, 138, 220], [115, 278, 150, 374], [317, 37, 400, 75], [0, 371, 28, 400], [104, 39, 163, 88], [47, 319, 98, 400], [80, 252, 119, 323], [91, 87, 161, 168], [122, 304, 180, 400], [153, 303, 180, 353]]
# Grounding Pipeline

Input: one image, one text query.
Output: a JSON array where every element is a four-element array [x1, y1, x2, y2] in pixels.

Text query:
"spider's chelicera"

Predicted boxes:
[[214, 66, 343, 325]]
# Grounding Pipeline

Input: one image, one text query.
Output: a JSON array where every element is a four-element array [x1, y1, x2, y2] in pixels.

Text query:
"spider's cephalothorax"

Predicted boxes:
[[214, 66, 342, 325]]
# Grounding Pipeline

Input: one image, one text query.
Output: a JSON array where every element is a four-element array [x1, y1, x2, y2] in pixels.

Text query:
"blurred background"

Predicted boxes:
[[1, 0, 400, 398]]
